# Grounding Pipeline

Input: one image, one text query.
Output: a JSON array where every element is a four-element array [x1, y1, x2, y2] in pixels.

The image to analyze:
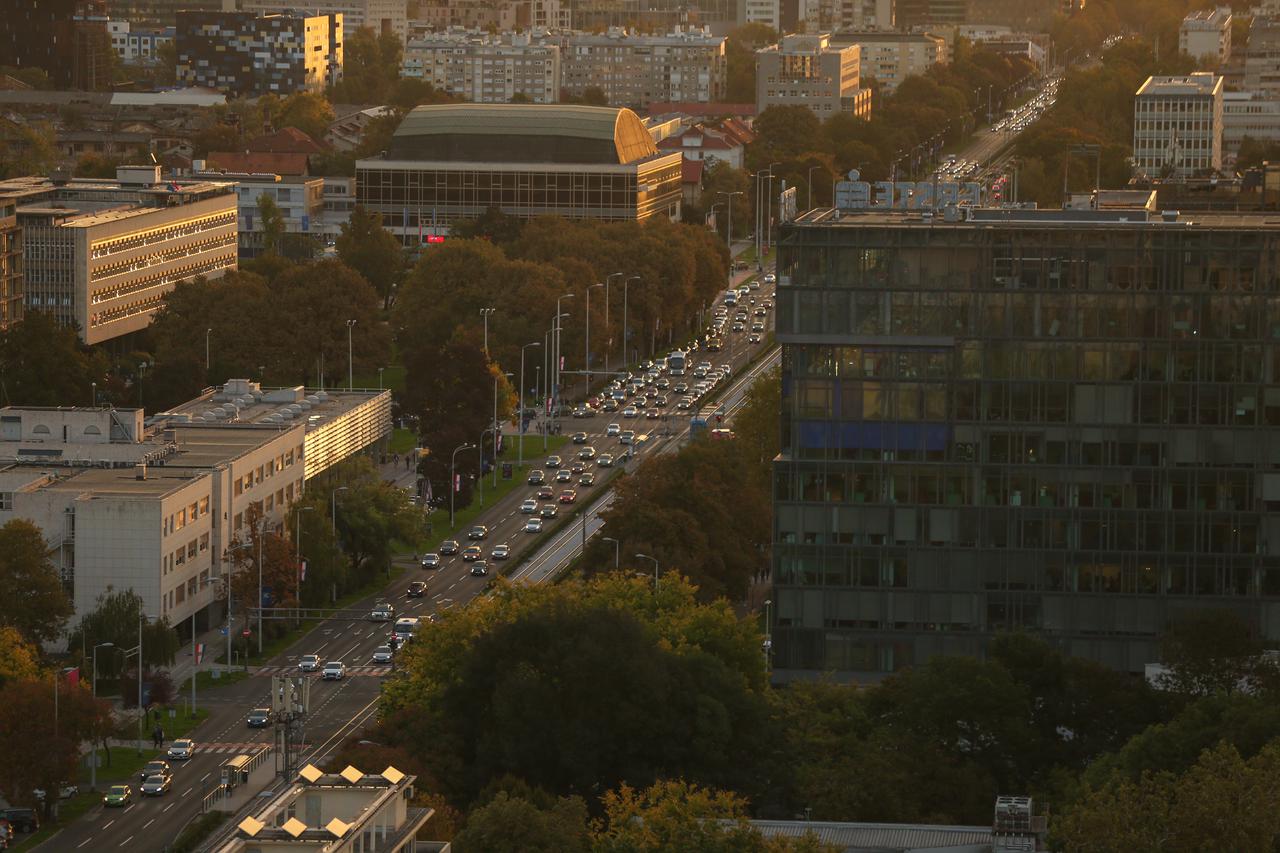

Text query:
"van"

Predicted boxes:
[[393, 617, 421, 643]]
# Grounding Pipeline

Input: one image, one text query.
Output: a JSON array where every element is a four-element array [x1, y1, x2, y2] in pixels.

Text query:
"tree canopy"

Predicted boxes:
[[0, 519, 74, 645], [65, 588, 179, 676]]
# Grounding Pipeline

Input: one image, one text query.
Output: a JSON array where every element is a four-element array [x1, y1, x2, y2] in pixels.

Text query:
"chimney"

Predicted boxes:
[[134, 463, 147, 481]]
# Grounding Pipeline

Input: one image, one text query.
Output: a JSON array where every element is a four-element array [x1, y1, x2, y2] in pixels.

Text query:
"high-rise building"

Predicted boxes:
[[237, 0, 408, 42], [743, 0, 781, 30], [2, 0, 113, 90], [799, 0, 894, 35], [896, 0, 967, 28], [1180, 7, 1232, 66], [1222, 91, 1280, 164], [756, 33, 871, 119], [1133, 73, 1223, 180], [402, 30, 562, 105], [176, 11, 343, 97], [0, 165, 238, 345], [0, 197, 21, 331], [829, 31, 947, 94], [563, 28, 726, 110], [772, 196, 1280, 678], [1245, 16, 1280, 95], [104, 0, 227, 27]]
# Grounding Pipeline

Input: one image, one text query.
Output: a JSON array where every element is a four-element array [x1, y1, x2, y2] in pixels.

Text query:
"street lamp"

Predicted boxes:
[[602, 537, 620, 569], [762, 598, 773, 676], [346, 319, 356, 390], [623, 275, 639, 369], [806, 165, 822, 210], [449, 442, 475, 529], [716, 191, 743, 256], [254, 514, 267, 655], [480, 307, 496, 355], [492, 370, 512, 489], [604, 271, 623, 374], [378, 367, 384, 391], [518, 341, 541, 468], [585, 283, 603, 398], [330, 486, 348, 538], [294, 504, 314, 614], [635, 553, 659, 591], [205, 328, 212, 373], [89, 642, 114, 791], [554, 293, 575, 433]]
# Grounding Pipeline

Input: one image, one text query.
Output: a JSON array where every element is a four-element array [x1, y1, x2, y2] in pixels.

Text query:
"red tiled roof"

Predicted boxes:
[[245, 126, 327, 154], [681, 158, 703, 184], [205, 151, 310, 176], [647, 102, 757, 118]]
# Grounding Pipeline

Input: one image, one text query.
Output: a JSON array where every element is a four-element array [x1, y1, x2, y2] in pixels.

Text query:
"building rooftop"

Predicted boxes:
[[748, 819, 996, 852], [160, 380, 383, 437], [1136, 72, 1223, 97], [830, 31, 945, 43], [804, 204, 1280, 230], [383, 103, 661, 165]]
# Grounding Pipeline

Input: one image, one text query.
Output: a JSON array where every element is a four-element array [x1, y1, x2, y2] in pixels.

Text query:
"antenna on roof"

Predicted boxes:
[[150, 152, 158, 164]]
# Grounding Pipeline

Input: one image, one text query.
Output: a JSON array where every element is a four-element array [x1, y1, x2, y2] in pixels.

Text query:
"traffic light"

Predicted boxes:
[[716, 414, 723, 424]]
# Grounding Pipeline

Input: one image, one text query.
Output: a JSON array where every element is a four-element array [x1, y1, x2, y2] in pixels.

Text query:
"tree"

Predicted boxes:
[[257, 193, 285, 256], [0, 519, 73, 645], [0, 626, 40, 685], [336, 205, 405, 308], [0, 312, 111, 407], [190, 123, 240, 158], [1158, 608, 1271, 696], [328, 27, 403, 104], [380, 574, 771, 808], [731, 366, 780, 484], [225, 504, 305, 635], [0, 677, 112, 808], [0, 121, 57, 178], [454, 790, 591, 853], [66, 589, 179, 677], [725, 24, 777, 103], [1234, 136, 1280, 173], [153, 40, 178, 87], [276, 92, 335, 142]]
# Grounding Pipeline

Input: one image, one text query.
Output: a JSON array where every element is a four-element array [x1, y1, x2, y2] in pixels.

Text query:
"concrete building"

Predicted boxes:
[[193, 169, 325, 258], [744, 0, 781, 30], [0, 165, 237, 345], [829, 31, 948, 94], [1222, 91, 1280, 162], [176, 11, 343, 96], [214, 763, 433, 853], [107, 20, 175, 64], [0, 198, 21, 331], [104, 0, 224, 27], [896, 0, 967, 28], [1245, 16, 1280, 96], [799, 0, 894, 35], [402, 30, 562, 105], [237, 0, 408, 43], [757, 33, 871, 119], [2, 0, 113, 90], [1133, 72, 1224, 180], [563, 27, 726, 110], [772, 197, 1280, 679], [0, 380, 390, 634], [356, 103, 683, 241], [1180, 7, 1232, 66]]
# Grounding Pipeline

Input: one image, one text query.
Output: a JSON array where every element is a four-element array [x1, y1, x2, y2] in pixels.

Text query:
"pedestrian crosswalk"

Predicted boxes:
[[254, 665, 392, 677], [191, 742, 300, 755]]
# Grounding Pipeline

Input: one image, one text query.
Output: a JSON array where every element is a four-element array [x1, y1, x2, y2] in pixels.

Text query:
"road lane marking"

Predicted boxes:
[[183, 787, 192, 796], [104, 820, 115, 829], [200, 773, 210, 782], [144, 819, 154, 828], [119, 836, 133, 847], [78, 838, 94, 847], [163, 803, 174, 812]]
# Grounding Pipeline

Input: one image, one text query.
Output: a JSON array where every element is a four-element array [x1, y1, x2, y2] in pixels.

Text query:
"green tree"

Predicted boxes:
[[257, 193, 285, 256], [0, 312, 109, 407], [0, 519, 73, 645], [328, 27, 403, 104], [0, 677, 113, 808], [454, 790, 591, 853], [66, 589, 179, 676], [731, 365, 780, 483], [0, 626, 41, 685], [380, 573, 770, 808], [0, 120, 57, 178], [190, 123, 240, 158], [153, 40, 178, 87], [725, 24, 776, 103], [1235, 136, 1280, 172], [336, 205, 405, 308], [276, 92, 335, 142], [1158, 608, 1270, 696]]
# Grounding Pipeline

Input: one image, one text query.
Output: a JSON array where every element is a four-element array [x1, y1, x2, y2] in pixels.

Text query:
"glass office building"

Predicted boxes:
[[772, 200, 1280, 678]]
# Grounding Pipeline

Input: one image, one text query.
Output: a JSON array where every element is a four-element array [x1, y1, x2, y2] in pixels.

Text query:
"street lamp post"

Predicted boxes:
[[806, 165, 821, 210], [519, 341, 540, 468], [763, 598, 772, 676], [636, 553, 659, 591], [205, 328, 212, 374], [346, 319, 356, 390], [330, 486, 349, 604], [449, 442, 475, 529], [255, 515, 266, 655], [602, 537, 620, 569], [294, 504, 313, 622], [378, 367, 384, 391], [604, 271, 623, 374], [491, 370, 512, 489], [480, 307, 495, 355], [554, 293, 575, 433], [717, 191, 743, 263], [585, 283, 603, 399], [89, 642, 114, 791], [623, 275, 639, 369]]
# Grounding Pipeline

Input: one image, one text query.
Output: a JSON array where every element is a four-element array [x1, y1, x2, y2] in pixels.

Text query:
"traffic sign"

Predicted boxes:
[[242, 629, 251, 638]]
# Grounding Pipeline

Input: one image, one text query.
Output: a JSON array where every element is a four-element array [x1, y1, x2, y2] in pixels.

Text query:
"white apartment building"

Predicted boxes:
[[1180, 7, 1231, 66], [402, 30, 562, 104], [742, 0, 780, 30], [798, 0, 893, 36], [237, 0, 407, 42], [192, 168, 326, 258], [756, 33, 871, 118], [1246, 16, 1280, 95], [1133, 72, 1224, 179], [1222, 91, 1280, 162], [563, 27, 726, 109], [828, 31, 947, 94], [0, 381, 391, 635], [107, 20, 175, 64], [0, 166, 238, 346]]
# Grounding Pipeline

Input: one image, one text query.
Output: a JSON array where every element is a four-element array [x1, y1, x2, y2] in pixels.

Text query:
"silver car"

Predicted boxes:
[[372, 645, 393, 664]]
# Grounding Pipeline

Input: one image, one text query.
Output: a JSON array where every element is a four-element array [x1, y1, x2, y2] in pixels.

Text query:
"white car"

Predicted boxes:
[[606, 423, 621, 437], [521, 498, 538, 514], [299, 654, 320, 672], [322, 661, 346, 680], [525, 518, 544, 533], [622, 406, 639, 418], [167, 739, 194, 760]]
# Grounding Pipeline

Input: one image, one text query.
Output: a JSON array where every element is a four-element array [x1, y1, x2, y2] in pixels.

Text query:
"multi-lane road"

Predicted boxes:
[[39, 266, 778, 853]]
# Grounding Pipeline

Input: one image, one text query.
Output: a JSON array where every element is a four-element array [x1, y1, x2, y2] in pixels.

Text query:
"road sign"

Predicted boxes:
[[242, 629, 251, 638]]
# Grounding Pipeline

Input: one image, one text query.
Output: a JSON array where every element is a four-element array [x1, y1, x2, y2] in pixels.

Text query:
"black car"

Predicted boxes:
[[439, 540, 460, 555], [527, 469, 545, 485], [468, 525, 488, 540], [1, 808, 38, 834], [247, 707, 271, 728], [407, 581, 427, 597], [139, 759, 171, 783]]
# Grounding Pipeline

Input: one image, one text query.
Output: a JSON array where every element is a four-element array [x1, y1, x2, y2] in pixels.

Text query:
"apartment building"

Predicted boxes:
[[799, 0, 894, 35], [0, 380, 391, 635], [104, 0, 223, 27], [237, 0, 407, 42], [829, 31, 947, 94], [743, 0, 780, 30], [107, 20, 175, 64], [194, 170, 325, 258], [176, 11, 343, 96], [1222, 91, 1280, 162], [773, 197, 1280, 678], [0, 165, 238, 345], [0, 198, 21, 331], [1246, 16, 1280, 95], [896, 0, 967, 27], [1180, 7, 1232, 67], [757, 34, 871, 119], [2, 0, 113, 90], [563, 27, 726, 109], [1133, 73, 1224, 180], [402, 30, 562, 104]]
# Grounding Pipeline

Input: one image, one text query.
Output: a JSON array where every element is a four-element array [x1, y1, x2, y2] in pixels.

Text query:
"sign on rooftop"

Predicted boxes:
[[835, 169, 983, 211]]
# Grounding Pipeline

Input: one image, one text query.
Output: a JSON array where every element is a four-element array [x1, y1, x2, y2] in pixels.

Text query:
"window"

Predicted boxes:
[[0, 492, 10, 511]]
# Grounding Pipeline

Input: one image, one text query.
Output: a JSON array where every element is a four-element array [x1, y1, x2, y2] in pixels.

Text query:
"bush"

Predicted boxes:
[[171, 810, 228, 853]]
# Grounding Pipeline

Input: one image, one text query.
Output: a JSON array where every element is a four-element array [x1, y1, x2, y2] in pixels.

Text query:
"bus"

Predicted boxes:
[[668, 350, 687, 376]]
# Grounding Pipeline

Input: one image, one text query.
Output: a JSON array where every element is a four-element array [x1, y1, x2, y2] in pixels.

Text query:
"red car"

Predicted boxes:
[[537, 485, 555, 500], [559, 489, 577, 504]]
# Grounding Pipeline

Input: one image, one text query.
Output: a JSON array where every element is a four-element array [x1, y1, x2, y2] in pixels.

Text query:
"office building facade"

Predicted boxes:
[[757, 34, 871, 119], [1180, 7, 1232, 66], [896, 0, 967, 27], [772, 201, 1280, 678], [829, 31, 947, 94], [356, 104, 683, 241], [238, 0, 408, 42], [176, 11, 343, 96], [402, 30, 562, 105], [0, 166, 238, 345], [799, 0, 894, 35], [1133, 73, 1224, 180], [2, 0, 112, 90], [0, 198, 21, 331], [563, 28, 726, 109], [1222, 91, 1280, 163]]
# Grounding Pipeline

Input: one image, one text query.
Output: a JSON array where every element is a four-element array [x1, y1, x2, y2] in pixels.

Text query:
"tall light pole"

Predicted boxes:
[[450, 442, 475, 528], [479, 428, 494, 506], [255, 514, 266, 655], [89, 642, 113, 791], [346, 319, 356, 390], [135, 612, 149, 755], [519, 341, 540, 468], [605, 271, 623, 374], [806, 165, 821, 210], [378, 367, 384, 391], [636, 553, 659, 591], [603, 537, 620, 569], [765, 163, 780, 252], [294, 504, 313, 622], [554, 293, 574, 432], [480, 307, 495, 355], [492, 370, 512, 489], [585, 282, 603, 399], [716, 191, 742, 254], [623, 275, 639, 369], [205, 328, 212, 374], [763, 598, 772, 676]]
